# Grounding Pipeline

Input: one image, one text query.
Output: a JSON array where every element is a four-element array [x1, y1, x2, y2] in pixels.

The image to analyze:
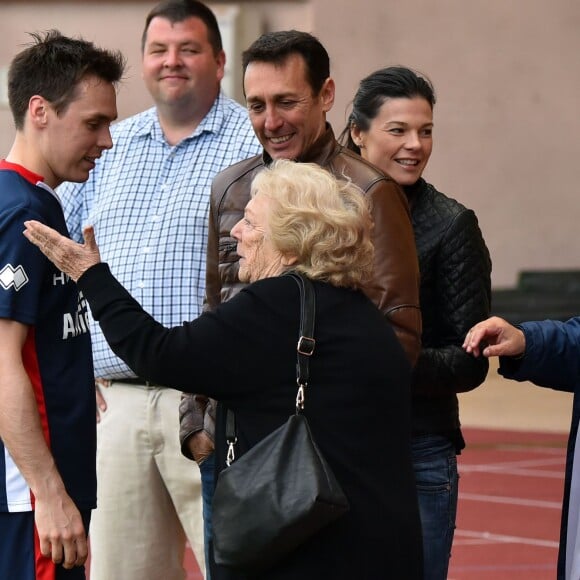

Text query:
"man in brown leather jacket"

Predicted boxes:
[[179, 31, 421, 558]]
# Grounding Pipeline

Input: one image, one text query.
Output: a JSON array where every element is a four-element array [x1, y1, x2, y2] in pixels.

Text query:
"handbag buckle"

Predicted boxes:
[[226, 437, 237, 467], [296, 382, 306, 411], [297, 336, 315, 356]]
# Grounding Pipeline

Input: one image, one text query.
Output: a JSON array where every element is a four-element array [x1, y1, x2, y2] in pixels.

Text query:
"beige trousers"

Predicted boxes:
[[89, 382, 205, 580]]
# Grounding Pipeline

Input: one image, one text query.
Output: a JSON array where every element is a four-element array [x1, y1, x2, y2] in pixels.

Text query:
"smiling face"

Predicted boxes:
[[141, 15, 224, 112], [352, 96, 433, 186], [231, 194, 290, 283], [244, 53, 334, 160], [38, 75, 117, 188]]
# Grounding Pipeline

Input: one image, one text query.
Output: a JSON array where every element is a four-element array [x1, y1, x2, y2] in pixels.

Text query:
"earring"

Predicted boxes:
[[358, 141, 365, 149]]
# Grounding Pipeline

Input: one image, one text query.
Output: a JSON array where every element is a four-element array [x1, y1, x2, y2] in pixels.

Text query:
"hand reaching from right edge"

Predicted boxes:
[[463, 316, 526, 359]]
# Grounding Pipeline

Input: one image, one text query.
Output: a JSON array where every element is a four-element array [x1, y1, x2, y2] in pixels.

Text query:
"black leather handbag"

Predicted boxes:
[[212, 272, 350, 573]]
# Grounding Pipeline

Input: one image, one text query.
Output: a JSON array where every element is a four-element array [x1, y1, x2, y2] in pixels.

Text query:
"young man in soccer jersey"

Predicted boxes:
[[0, 31, 124, 579]]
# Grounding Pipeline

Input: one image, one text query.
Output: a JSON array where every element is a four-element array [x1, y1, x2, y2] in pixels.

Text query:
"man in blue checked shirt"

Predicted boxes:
[[58, 2, 260, 579]]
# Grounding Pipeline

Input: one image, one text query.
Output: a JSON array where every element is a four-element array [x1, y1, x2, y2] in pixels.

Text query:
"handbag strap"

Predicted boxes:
[[286, 271, 316, 411], [225, 271, 316, 465]]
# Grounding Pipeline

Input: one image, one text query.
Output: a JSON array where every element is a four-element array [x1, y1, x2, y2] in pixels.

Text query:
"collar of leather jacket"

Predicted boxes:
[[262, 123, 338, 166]]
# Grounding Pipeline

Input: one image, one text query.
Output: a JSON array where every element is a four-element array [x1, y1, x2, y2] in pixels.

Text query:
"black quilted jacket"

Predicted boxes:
[[405, 179, 492, 448]]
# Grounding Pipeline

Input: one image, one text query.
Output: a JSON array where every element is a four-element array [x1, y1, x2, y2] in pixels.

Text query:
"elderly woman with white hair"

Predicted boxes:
[[24, 159, 422, 580]]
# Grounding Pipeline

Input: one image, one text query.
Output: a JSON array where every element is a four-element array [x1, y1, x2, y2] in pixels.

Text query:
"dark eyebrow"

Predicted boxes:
[[86, 113, 117, 123], [385, 121, 434, 127], [147, 40, 202, 49], [246, 92, 296, 102]]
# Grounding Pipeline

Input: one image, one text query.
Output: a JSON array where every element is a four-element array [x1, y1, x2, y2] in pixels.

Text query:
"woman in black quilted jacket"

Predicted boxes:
[[341, 66, 492, 580]]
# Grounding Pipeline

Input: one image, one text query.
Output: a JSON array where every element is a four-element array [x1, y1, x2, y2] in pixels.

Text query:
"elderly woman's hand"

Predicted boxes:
[[23, 221, 102, 282]]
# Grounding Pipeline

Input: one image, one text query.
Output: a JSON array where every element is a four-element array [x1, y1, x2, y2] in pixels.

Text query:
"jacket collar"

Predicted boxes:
[[261, 123, 339, 166], [403, 177, 426, 210]]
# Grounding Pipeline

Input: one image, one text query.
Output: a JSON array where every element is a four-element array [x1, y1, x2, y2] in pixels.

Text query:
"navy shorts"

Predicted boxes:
[[0, 510, 91, 580]]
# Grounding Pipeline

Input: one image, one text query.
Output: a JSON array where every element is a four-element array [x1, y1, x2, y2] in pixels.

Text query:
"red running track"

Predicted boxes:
[[182, 427, 567, 579], [89, 426, 567, 580], [449, 427, 567, 580]]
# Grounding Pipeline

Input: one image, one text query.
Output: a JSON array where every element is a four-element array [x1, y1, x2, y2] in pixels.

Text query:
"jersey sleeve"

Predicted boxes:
[[0, 204, 48, 325]]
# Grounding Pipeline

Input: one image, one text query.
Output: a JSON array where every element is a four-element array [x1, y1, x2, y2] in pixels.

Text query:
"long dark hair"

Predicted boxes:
[[339, 66, 436, 155]]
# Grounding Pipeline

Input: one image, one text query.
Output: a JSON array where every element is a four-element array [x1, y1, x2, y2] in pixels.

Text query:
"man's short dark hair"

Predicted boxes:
[[141, 0, 223, 54], [8, 29, 125, 131], [242, 30, 330, 95]]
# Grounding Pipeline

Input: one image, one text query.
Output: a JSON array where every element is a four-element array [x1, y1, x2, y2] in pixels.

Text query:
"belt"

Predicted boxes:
[[114, 378, 163, 387]]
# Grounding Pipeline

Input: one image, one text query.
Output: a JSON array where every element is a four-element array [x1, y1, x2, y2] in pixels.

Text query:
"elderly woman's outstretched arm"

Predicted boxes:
[[23, 221, 101, 281], [23, 220, 210, 392], [22, 219, 288, 400]]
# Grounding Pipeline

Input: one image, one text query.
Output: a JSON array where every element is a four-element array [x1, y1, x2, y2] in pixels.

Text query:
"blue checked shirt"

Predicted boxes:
[[59, 93, 261, 379]]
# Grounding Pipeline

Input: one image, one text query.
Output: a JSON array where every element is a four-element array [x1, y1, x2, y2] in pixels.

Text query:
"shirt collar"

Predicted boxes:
[[134, 93, 228, 144]]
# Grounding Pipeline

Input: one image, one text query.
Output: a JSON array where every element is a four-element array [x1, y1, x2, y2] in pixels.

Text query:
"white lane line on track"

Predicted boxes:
[[496, 446, 565, 455], [462, 456, 565, 470], [454, 529, 559, 548], [460, 456, 565, 478], [461, 466, 563, 478], [459, 492, 562, 509]]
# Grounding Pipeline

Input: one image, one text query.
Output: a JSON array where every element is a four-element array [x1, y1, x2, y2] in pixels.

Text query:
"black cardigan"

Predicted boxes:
[[79, 264, 423, 579]]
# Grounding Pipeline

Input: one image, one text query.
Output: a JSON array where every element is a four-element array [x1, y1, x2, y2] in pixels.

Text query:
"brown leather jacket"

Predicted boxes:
[[179, 125, 421, 458]]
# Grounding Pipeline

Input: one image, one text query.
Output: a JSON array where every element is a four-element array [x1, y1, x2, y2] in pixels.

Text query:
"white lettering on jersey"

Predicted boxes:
[[63, 313, 76, 338], [62, 291, 91, 339], [53, 271, 70, 286]]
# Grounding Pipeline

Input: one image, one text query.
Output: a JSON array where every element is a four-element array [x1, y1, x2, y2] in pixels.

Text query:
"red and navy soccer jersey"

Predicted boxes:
[[0, 161, 96, 513]]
